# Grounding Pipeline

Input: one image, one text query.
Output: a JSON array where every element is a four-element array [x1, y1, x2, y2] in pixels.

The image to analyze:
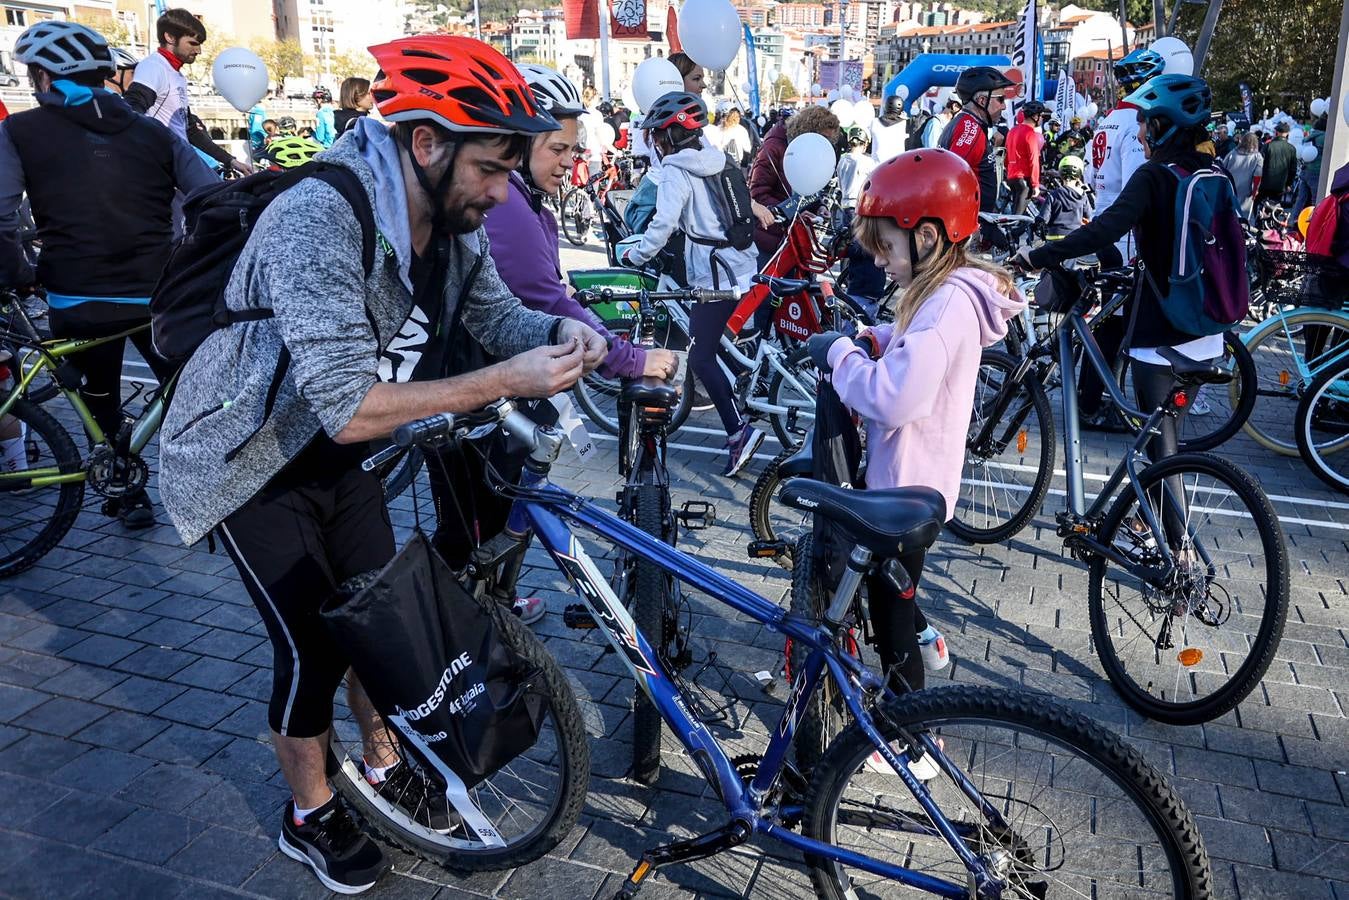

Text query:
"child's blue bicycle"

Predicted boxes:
[[341, 400, 1212, 898]]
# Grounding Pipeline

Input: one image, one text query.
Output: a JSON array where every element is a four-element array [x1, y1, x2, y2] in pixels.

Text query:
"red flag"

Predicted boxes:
[[564, 0, 599, 40], [667, 4, 681, 52]]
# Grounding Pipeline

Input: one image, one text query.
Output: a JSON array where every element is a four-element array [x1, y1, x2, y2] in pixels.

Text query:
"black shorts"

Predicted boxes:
[[218, 435, 395, 738]]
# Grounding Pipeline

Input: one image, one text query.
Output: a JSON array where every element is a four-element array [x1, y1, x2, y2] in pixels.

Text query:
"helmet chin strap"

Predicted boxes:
[[401, 126, 459, 231]]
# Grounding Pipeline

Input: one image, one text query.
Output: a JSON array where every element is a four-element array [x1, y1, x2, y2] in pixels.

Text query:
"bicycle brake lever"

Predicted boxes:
[[361, 443, 401, 472]]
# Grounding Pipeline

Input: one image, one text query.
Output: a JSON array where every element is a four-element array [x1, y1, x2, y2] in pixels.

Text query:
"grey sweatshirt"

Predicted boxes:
[[159, 118, 560, 546]]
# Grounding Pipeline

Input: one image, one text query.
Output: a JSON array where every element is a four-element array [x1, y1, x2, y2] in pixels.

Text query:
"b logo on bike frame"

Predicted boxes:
[[554, 542, 659, 679], [773, 294, 822, 342]]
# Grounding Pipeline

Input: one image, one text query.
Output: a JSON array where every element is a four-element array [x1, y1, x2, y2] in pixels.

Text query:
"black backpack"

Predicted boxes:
[[906, 112, 933, 151], [151, 162, 375, 366], [694, 153, 756, 253]]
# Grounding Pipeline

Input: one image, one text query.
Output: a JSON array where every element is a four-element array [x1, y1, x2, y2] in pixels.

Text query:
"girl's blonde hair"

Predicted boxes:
[[854, 215, 1013, 331]]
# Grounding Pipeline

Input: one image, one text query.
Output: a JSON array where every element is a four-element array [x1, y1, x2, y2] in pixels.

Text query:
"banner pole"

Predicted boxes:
[[598, 0, 612, 101]]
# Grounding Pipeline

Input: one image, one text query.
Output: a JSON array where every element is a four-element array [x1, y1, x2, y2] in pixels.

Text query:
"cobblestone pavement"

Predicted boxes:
[[1, 239, 1346, 899]]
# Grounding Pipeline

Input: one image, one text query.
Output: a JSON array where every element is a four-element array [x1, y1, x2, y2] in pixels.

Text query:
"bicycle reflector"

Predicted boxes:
[[1178, 648, 1203, 667], [1017, 429, 1028, 453], [1172, 390, 1188, 408], [1279, 370, 1290, 387]]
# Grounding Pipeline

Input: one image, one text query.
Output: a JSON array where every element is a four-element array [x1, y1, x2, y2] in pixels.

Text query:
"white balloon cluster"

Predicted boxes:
[[676, 0, 743, 70]]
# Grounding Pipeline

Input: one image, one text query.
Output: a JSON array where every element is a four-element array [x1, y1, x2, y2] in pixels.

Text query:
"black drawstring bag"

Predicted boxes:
[[320, 532, 546, 804], [810, 380, 864, 590]]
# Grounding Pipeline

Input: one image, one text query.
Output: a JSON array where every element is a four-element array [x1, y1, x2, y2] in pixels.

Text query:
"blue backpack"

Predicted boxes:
[[1156, 164, 1250, 335]]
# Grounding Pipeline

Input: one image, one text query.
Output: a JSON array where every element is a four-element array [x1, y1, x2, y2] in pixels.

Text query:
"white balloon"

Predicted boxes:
[[1075, 105, 1087, 118], [783, 133, 835, 194], [815, 98, 828, 107], [632, 57, 684, 112], [851, 98, 876, 126], [1289, 128, 1305, 144], [1085, 102, 1098, 117], [1310, 97, 1328, 117], [826, 89, 839, 103], [1300, 143, 1319, 163], [623, 83, 640, 116], [741, 82, 751, 93], [677, 0, 743, 71], [212, 47, 269, 113], [830, 98, 855, 128], [811, 82, 823, 96], [895, 84, 910, 102], [1150, 36, 1193, 76], [594, 122, 616, 148]]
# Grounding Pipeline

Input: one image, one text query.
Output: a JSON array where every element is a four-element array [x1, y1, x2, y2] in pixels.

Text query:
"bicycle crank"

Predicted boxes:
[[86, 447, 149, 498]]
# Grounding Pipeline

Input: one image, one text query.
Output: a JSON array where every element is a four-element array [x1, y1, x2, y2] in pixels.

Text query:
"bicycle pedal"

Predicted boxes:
[[563, 603, 598, 630], [677, 500, 716, 530], [747, 539, 788, 559]]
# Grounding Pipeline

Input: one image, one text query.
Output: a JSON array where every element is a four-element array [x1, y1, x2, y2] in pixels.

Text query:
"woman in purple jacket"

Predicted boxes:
[[487, 64, 678, 383]]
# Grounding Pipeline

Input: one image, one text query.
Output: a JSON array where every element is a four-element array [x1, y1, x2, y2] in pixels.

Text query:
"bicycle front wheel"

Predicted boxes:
[[767, 346, 820, 450], [0, 398, 85, 577], [1240, 308, 1349, 455], [948, 349, 1055, 544], [1295, 357, 1349, 494], [629, 478, 670, 784], [328, 606, 589, 870], [572, 370, 693, 437], [1088, 452, 1289, 725], [802, 686, 1212, 899], [788, 535, 847, 775], [560, 189, 591, 247]]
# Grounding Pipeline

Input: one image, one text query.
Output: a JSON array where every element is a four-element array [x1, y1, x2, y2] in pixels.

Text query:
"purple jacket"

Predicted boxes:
[[483, 173, 646, 378]]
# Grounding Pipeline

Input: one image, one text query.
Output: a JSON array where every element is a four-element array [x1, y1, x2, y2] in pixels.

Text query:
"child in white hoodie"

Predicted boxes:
[[620, 91, 770, 477]]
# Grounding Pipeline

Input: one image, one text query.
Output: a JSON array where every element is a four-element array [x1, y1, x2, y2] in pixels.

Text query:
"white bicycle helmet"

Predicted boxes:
[[13, 21, 114, 78], [517, 63, 584, 119], [109, 47, 139, 72]]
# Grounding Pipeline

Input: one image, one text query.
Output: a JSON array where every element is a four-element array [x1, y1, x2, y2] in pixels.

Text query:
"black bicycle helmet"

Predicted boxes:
[[955, 66, 1014, 104], [882, 94, 905, 118], [1020, 100, 1048, 119]]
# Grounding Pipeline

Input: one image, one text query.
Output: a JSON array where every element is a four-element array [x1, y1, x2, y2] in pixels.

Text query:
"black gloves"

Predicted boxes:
[[806, 331, 845, 372]]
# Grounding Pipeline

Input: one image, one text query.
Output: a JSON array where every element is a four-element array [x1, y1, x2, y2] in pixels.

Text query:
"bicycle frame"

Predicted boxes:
[[0, 325, 177, 487], [498, 450, 1004, 897], [1257, 305, 1349, 385]]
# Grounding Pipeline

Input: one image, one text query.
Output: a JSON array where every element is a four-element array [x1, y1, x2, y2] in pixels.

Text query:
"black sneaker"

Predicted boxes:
[[118, 491, 155, 530], [278, 796, 388, 894], [370, 762, 458, 835]]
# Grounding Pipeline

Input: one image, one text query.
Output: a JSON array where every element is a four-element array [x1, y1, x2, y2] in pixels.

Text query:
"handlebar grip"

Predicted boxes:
[[696, 289, 739, 303], [393, 413, 454, 448]]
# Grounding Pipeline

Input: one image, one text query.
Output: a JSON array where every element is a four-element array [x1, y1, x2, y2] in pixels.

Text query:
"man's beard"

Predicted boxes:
[[442, 203, 490, 235]]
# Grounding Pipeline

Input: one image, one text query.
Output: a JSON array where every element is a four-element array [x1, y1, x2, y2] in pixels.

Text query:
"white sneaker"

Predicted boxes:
[[917, 626, 949, 672], [0, 425, 28, 473], [866, 738, 944, 782], [512, 596, 546, 625]]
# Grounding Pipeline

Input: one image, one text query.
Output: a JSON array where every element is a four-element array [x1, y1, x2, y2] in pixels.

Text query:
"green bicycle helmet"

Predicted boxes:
[[1125, 74, 1212, 149], [266, 136, 324, 168], [1057, 154, 1085, 178]]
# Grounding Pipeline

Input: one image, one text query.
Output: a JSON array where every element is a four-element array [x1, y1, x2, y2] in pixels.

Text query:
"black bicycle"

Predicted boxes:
[[952, 261, 1288, 725]]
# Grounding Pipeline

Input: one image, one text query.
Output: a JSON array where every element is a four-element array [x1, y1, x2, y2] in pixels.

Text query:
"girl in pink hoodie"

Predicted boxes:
[[805, 148, 1026, 694]]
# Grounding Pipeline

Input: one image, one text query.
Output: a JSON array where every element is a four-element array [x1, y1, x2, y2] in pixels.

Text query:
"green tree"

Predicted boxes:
[[772, 75, 798, 101], [250, 38, 308, 85], [1174, 0, 1337, 118], [330, 49, 374, 83], [73, 14, 133, 48]]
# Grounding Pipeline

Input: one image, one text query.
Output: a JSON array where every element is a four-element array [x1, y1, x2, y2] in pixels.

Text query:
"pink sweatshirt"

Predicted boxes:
[[826, 268, 1027, 520]]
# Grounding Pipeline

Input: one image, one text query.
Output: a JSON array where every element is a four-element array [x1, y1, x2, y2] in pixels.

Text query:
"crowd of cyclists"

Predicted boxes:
[[0, 7, 1343, 894]]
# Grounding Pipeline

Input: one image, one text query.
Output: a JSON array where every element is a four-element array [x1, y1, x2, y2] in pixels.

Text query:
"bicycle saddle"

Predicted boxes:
[[1157, 346, 1232, 386], [752, 274, 814, 297], [777, 439, 814, 478], [621, 376, 680, 408], [779, 479, 945, 557]]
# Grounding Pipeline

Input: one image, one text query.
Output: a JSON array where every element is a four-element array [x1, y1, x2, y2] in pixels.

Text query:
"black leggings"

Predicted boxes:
[[688, 296, 743, 436], [1132, 359, 1194, 543], [1007, 178, 1032, 216], [865, 548, 929, 695], [47, 303, 175, 440]]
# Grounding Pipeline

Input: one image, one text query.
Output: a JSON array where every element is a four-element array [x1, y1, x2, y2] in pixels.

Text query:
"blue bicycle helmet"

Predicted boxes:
[[1125, 74, 1211, 148], [1113, 48, 1165, 92]]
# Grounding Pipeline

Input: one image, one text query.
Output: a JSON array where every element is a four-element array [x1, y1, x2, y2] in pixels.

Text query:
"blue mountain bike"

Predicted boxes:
[[358, 400, 1212, 898]]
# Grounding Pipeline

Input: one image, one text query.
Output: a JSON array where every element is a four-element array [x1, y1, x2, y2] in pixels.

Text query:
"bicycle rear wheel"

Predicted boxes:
[[1295, 357, 1349, 494], [1088, 452, 1288, 725], [573, 370, 693, 437], [560, 188, 592, 247], [948, 349, 1055, 544], [628, 476, 670, 784], [1240, 309, 1349, 455], [0, 398, 85, 577], [1175, 331, 1257, 452], [803, 686, 1212, 899], [328, 606, 588, 870], [747, 449, 809, 571]]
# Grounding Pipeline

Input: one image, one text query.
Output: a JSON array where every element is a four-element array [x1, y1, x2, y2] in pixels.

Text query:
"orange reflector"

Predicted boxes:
[[1178, 648, 1203, 667], [1279, 370, 1291, 387], [1017, 429, 1028, 453], [633, 861, 652, 883]]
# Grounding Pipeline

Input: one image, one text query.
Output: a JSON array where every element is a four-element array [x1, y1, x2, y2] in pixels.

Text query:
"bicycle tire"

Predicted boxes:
[[747, 448, 803, 571], [0, 398, 85, 577], [1295, 357, 1349, 494], [560, 189, 590, 247], [1088, 452, 1289, 725], [1175, 331, 1257, 452], [629, 477, 669, 785], [1239, 308, 1349, 455], [767, 346, 820, 450], [572, 370, 694, 437], [328, 607, 588, 869], [788, 534, 848, 775], [802, 686, 1212, 899], [948, 348, 1056, 544]]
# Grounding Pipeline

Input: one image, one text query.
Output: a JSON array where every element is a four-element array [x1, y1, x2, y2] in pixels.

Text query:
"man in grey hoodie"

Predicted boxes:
[[160, 36, 605, 893]]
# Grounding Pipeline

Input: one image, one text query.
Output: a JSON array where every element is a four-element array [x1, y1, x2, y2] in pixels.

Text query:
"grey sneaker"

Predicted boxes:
[[722, 425, 765, 477]]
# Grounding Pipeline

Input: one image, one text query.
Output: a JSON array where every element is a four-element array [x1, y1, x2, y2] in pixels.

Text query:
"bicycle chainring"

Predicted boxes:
[[732, 754, 807, 829], [85, 447, 148, 498]]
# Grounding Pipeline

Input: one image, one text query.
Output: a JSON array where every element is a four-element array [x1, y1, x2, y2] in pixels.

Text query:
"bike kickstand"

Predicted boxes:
[[612, 819, 753, 899]]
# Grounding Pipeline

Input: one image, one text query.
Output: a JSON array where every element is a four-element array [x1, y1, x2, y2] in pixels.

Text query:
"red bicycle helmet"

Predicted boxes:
[[637, 91, 708, 132], [856, 148, 980, 243], [367, 36, 558, 135]]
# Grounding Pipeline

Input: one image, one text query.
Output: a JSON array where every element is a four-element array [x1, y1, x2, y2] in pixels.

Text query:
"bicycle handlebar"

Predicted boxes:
[[574, 287, 738, 306]]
